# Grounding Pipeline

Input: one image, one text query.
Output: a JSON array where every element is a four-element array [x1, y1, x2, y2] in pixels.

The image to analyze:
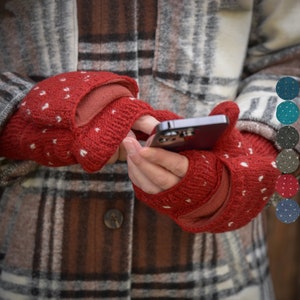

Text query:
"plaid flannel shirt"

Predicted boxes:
[[0, 0, 300, 298]]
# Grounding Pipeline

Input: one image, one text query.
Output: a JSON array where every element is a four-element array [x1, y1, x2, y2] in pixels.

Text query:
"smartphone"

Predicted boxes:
[[148, 114, 229, 152]]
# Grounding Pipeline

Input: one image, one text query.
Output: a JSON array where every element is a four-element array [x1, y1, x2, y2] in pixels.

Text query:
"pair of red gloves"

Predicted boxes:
[[0, 71, 280, 232]]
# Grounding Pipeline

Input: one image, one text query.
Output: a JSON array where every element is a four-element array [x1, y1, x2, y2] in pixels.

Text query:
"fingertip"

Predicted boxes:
[[123, 136, 136, 144], [123, 136, 142, 156], [123, 137, 135, 155]]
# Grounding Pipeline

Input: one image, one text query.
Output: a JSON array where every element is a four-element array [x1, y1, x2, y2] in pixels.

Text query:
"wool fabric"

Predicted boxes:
[[0, 71, 178, 172], [134, 102, 281, 232]]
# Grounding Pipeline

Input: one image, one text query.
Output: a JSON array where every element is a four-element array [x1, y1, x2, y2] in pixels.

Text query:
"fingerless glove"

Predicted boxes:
[[134, 101, 281, 233], [0, 71, 178, 172]]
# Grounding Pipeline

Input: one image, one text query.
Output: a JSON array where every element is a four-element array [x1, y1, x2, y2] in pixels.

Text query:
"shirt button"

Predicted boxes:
[[104, 209, 124, 229]]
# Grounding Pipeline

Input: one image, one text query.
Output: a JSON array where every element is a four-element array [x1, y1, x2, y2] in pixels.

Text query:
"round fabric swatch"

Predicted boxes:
[[275, 174, 299, 198], [276, 101, 299, 125], [276, 199, 300, 224], [276, 149, 299, 173], [276, 76, 299, 100], [276, 126, 299, 149]]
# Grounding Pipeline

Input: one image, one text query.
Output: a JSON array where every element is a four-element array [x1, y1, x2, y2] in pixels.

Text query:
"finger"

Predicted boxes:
[[132, 115, 160, 135], [133, 156, 181, 191], [119, 130, 137, 161], [123, 136, 143, 157], [127, 156, 162, 194], [123, 137, 181, 192], [139, 147, 189, 178], [123, 137, 163, 193], [107, 130, 137, 164]]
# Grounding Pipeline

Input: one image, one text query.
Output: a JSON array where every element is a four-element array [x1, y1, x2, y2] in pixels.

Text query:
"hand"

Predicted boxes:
[[123, 137, 189, 194], [107, 115, 160, 164]]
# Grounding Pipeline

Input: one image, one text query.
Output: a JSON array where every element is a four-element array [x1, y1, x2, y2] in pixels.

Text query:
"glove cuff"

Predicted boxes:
[[134, 150, 224, 217]]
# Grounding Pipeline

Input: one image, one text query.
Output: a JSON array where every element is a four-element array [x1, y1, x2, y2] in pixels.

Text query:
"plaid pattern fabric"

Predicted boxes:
[[0, 0, 77, 77], [1, 0, 300, 298], [0, 165, 273, 299], [0, 73, 34, 132]]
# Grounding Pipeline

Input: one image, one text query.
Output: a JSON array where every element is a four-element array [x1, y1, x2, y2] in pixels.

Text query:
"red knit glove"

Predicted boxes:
[[0, 71, 177, 172], [134, 101, 280, 233]]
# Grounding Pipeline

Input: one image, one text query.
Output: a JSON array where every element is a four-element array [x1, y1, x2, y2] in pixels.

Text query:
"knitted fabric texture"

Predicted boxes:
[[134, 101, 281, 233], [0, 71, 178, 172]]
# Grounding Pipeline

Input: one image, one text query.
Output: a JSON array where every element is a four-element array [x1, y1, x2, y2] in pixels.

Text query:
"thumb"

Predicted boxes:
[[132, 115, 160, 135]]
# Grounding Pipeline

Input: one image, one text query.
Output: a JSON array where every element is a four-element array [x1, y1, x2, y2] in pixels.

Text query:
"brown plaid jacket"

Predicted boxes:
[[0, 0, 300, 298]]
